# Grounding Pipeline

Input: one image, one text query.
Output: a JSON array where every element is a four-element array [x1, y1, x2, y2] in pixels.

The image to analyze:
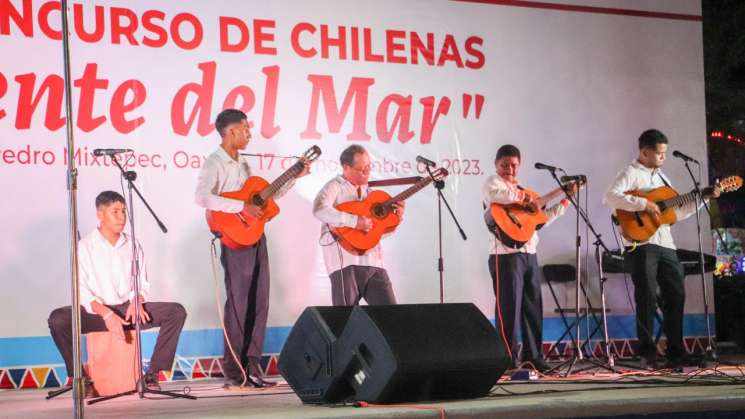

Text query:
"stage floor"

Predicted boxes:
[[5, 362, 745, 419]]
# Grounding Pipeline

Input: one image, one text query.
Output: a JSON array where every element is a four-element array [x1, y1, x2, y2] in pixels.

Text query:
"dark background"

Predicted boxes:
[[704, 0, 745, 230], [703, 0, 745, 351]]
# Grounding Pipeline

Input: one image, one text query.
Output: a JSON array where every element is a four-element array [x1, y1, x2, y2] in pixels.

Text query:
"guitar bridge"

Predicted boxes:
[[236, 213, 250, 227], [506, 211, 523, 228], [634, 212, 644, 227]]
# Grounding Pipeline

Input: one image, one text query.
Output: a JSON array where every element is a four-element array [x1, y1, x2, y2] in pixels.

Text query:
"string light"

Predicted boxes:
[[709, 130, 744, 144]]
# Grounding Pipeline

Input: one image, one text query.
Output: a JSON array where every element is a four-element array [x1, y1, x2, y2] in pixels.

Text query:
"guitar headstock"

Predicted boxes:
[[301, 145, 322, 162], [431, 167, 448, 181], [717, 175, 743, 193]]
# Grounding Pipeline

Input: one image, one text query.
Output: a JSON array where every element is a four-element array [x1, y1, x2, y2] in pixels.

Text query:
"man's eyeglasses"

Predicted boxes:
[[349, 164, 372, 173]]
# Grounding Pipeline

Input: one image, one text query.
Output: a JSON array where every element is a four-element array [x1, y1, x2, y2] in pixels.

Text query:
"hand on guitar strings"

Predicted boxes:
[[242, 203, 264, 219], [521, 194, 540, 212], [644, 200, 662, 222], [356, 216, 373, 233]]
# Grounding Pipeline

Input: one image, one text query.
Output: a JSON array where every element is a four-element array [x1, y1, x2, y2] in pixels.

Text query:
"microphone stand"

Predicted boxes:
[[49, 1, 84, 415], [88, 156, 195, 404], [425, 165, 467, 303], [544, 170, 616, 376], [682, 159, 717, 363]]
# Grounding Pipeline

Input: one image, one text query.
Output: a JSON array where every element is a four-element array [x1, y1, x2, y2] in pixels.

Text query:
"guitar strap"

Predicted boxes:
[[657, 171, 671, 188]]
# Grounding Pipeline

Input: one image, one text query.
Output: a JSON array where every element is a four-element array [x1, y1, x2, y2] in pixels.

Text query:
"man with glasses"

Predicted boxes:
[[313, 145, 403, 306]]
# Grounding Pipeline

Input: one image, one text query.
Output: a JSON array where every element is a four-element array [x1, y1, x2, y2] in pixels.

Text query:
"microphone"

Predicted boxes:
[[416, 155, 437, 167], [93, 148, 133, 156], [672, 150, 699, 164], [534, 162, 561, 172], [560, 175, 587, 183]]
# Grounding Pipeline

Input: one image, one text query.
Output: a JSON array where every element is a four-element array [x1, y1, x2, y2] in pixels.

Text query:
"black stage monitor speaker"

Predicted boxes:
[[279, 303, 509, 404], [335, 303, 508, 403], [278, 306, 353, 404]]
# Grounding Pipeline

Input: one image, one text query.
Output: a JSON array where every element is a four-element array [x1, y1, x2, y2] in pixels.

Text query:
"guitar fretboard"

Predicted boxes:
[[260, 162, 304, 200], [384, 176, 435, 206], [659, 190, 699, 210]]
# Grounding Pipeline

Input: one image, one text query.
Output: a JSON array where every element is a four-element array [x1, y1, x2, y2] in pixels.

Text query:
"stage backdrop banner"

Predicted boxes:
[[0, 0, 711, 379]]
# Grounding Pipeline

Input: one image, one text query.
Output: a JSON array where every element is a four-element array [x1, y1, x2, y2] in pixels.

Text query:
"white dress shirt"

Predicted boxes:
[[482, 174, 567, 255], [313, 175, 385, 273], [195, 146, 294, 213], [603, 159, 702, 250], [78, 228, 149, 313]]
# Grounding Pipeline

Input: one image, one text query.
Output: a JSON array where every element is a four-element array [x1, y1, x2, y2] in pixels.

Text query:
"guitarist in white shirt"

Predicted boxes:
[[312, 145, 404, 306], [195, 109, 309, 387], [603, 129, 720, 369], [482, 144, 576, 372]]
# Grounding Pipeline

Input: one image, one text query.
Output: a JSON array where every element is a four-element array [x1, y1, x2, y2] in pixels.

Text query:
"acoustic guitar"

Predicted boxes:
[[484, 181, 583, 248], [207, 145, 322, 249], [332, 168, 448, 255], [484, 188, 547, 248], [615, 175, 742, 242]]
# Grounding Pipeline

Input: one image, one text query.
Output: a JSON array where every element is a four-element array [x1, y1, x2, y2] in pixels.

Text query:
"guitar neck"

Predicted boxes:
[[385, 176, 434, 205], [260, 162, 304, 200], [659, 190, 699, 210]]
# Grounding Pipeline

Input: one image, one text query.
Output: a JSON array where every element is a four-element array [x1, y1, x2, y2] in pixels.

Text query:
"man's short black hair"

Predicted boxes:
[[215, 108, 247, 138], [495, 144, 521, 162], [95, 191, 125, 209], [638, 129, 668, 150], [340, 144, 367, 167]]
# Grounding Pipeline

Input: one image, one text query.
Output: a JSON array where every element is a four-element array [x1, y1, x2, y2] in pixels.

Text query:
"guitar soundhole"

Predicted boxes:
[[252, 195, 265, 207], [372, 204, 387, 218], [657, 202, 667, 212]]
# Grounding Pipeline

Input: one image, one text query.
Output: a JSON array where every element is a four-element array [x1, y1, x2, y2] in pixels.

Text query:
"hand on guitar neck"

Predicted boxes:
[[645, 180, 723, 222], [296, 157, 312, 178], [532, 180, 582, 209], [702, 180, 724, 199]]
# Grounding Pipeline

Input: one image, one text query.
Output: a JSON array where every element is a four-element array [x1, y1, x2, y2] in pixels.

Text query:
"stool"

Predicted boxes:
[[86, 330, 138, 396]]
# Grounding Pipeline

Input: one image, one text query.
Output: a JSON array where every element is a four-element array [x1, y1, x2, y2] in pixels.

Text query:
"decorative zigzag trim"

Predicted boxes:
[[0, 337, 715, 389]]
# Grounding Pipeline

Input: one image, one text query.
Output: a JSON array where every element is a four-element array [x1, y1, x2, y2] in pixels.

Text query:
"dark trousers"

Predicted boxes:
[[220, 235, 270, 380], [624, 244, 686, 358], [488, 253, 544, 362], [48, 301, 187, 377], [329, 265, 397, 306]]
